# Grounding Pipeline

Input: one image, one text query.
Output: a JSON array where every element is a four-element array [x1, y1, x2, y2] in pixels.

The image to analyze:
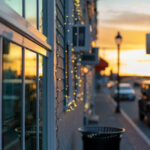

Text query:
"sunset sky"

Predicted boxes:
[[97, 0, 150, 76]]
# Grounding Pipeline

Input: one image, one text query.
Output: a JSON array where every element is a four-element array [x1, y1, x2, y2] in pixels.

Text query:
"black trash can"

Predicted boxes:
[[78, 126, 125, 150]]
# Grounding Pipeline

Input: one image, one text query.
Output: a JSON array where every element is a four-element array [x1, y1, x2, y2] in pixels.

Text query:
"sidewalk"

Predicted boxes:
[[95, 88, 150, 150]]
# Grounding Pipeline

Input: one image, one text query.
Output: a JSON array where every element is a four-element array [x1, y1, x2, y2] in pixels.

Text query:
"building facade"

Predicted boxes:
[[0, 0, 98, 150]]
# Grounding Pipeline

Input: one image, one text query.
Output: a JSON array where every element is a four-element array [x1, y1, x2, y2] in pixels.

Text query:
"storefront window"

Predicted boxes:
[[39, 55, 43, 149], [2, 40, 22, 150], [39, 55, 47, 149], [3, 0, 22, 16], [1, 38, 47, 150], [25, 50, 47, 150], [25, 50, 37, 150], [25, 0, 37, 28]]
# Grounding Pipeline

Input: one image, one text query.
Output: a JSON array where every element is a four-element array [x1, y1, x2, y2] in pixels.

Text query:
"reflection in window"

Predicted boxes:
[[39, 55, 47, 150], [39, 0, 43, 32], [3, 0, 22, 16], [2, 40, 22, 150], [2, 40, 47, 149], [25, 50, 37, 150], [3, 0, 45, 32], [39, 55, 43, 149], [79, 27, 85, 46], [25, 0, 37, 28]]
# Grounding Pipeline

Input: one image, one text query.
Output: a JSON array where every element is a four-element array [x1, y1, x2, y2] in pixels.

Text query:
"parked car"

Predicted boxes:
[[138, 80, 150, 126], [114, 83, 135, 101]]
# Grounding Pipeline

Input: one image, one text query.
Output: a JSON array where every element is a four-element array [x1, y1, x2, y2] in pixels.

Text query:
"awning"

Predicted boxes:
[[95, 58, 109, 71]]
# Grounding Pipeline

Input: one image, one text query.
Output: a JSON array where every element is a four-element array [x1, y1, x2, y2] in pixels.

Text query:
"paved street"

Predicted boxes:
[[95, 87, 150, 150], [119, 86, 150, 140], [109, 80, 150, 140]]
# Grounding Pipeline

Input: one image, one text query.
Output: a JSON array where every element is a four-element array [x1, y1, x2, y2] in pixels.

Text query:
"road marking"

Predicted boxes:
[[108, 95, 150, 147]]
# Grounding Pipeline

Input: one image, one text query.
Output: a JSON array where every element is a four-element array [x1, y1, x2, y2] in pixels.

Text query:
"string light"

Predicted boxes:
[[55, 0, 91, 149], [55, 0, 86, 114]]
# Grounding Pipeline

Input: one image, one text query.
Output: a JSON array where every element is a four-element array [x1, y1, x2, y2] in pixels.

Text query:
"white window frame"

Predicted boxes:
[[72, 24, 91, 52]]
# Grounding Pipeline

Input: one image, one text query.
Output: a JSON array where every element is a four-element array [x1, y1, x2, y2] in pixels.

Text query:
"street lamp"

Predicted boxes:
[[82, 67, 89, 126], [115, 32, 122, 113]]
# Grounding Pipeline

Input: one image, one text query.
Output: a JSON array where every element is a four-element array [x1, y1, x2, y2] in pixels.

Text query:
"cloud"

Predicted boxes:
[[101, 11, 150, 30], [96, 26, 147, 50]]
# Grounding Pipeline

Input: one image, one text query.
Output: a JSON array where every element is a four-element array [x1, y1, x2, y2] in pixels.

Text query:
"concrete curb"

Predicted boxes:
[[108, 95, 150, 147]]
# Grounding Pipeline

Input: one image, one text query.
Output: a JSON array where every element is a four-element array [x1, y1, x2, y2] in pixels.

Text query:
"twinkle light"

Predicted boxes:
[[82, 67, 88, 74], [55, 0, 88, 149], [62, 0, 84, 112]]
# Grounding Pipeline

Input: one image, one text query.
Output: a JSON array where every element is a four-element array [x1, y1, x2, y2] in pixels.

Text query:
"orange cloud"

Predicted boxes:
[[101, 11, 150, 31], [96, 26, 147, 50]]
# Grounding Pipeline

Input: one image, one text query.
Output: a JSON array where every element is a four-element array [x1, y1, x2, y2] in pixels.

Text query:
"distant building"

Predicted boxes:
[[0, 0, 98, 150]]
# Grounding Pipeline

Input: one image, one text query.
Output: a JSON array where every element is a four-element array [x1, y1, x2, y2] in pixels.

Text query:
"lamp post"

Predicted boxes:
[[82, 67, 88, 126], [115, 32, 122, 113]]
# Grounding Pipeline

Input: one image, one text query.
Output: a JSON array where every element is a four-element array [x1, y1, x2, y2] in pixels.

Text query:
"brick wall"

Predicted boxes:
[[55, 0, 84, 150]]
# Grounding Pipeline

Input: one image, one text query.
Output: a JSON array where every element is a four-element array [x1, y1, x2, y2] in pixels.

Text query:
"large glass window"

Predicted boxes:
[[1, 38, 47, 150], [25, 50, 47, 150], [25, 50, 37, 150], [39, 55, 47, 150], [3, 0, 22, 16], [25, 0, 37, 28], [2, 40, 22, 150]]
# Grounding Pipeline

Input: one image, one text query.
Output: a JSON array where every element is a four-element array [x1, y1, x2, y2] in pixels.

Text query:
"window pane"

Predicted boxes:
[[3, 0, 22, 16], [2, 40, 22, 150], [79, 27, 85, 46], [39, 55, 47, 150], [39, 0, 43, 32], [39, 55, 43, 149], [73, 27, 77, 47], [25, 50, 37, 150], [25, 0, 37, 28]]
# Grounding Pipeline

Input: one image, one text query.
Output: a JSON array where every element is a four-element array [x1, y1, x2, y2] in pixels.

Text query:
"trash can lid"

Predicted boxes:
[[78, 126, 125, 136]]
